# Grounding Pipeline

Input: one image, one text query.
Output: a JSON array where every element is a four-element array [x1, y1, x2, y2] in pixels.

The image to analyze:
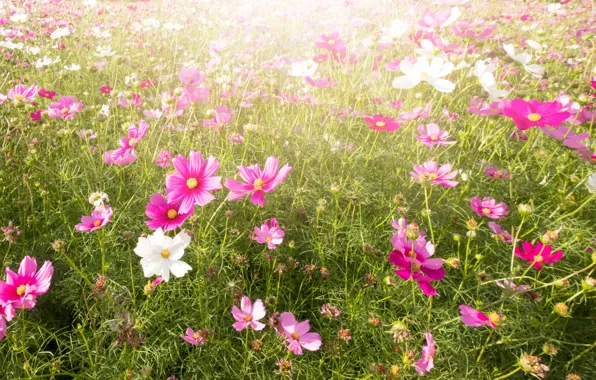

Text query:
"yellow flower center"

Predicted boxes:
[[167, 209, 178, 219], [291, 332, 300, 340], [412, 264, 421, 272], [408, 251, 417, 258], [430, 135, 439, 141], [160, 249, 171, 258], [61, 108, 69, 114], [14, 94, 25, 102], [527, 113, 541, 122], [93, 220, 102, 227], [266, 236, 272, 242], [244, 315, 252, 321], [186, 177, 198, 189], [482, 208, 491, 215], [534, 255, 543, 263], [193, 332, 200, 340], [254, 178, 265, 190], [328, 39, 335, 45], [487, 312, 501, 326], [16, 284, 27, 296], [375, 121, 385, 127], [421, 173, 438, 182], [128, 138, 137, 147]]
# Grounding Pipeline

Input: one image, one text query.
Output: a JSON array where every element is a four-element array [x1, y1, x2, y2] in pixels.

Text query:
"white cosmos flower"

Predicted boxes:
[[473, 60, 507, 101], [415, 39, 446, 59], [503, 44, 544, 77], [440, 7, 462, 28], [10, 13, 27, 23], [25, 46, 40, 55], [392, 56, 455, 93], [64, 64, 81, 71], [134, 228, 192, 282], [587, 172, 596, 194], [90, 27, 111, 39], [35, 56, 60, 69], [288, 60, 318, 78], [0, 40, 23, 50], [94, 45, 116, 57], [51, 27, 70, 40], [378, 19, 410, 44], [525, 40, 543, 52]]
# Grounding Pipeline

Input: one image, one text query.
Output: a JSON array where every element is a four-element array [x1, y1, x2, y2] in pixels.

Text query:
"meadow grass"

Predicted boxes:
[[0, 0, 595, 379]]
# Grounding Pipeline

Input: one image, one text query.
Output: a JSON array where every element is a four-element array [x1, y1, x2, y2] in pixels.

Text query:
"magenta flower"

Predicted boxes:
[[0, 316, 5, 341], [484, 167, 510, 180], [314, 32, 345, 51], [118, 120, 149, 151], [410, 161, 459, 188], [488, 222, 512, 243], [103, 150, 137, 165], [38, 88, 56, 99], [165, 151, 222, 214], [224, 157, 292, 207], [231, 296, 266, 332], [414, 332, 436, 375], [515, 241, 564, 271], [145, 193, 192, 231], [155, 150, 172, 167], [389, 231, 445, 296], [180, 328, 207, 346], [253, 218, 284, 249], [47, 96, 82, 120], [75, 206, 113, 232], [0, 256, 54, 310], [364, 114, 400, 132], [7, 84, 38, 104], [503, 98, 570, 130], [470, 197, 509, 219], [416, 123, 455, 147], [542, 126, 590, 150], [459, 305, 501, 328], [279, 312, 322, 355]]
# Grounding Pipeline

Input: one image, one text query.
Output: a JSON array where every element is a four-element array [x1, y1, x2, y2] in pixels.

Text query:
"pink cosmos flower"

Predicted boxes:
[[488, 222, 512, 243], [304, 76, 337, 89], [515, 241, 564, 271], [75, 206, 113, 232], [180, 328, 207, 346], [279, 312, 322, 355], [484, 167, 510, 180], [47, 96, 83, 120], [179, 66, 206, 86], [165, 151, 222, 214], [145, 193, 192, 231], [103, 120, 149, 165], [0, 316, 5, 341], [468, 97, 508, 116], [203, 105, 234, 128], [224, 157, 292, 207], [119, 120, 149, 151], [418, 8, 456, 28], [364, 115, 400, 132], [389, 231, 445, 296], [155, 150, 172, 167], [470, 197, 509, 219], [231, 296, 266, 332], [38, 88, 56, 99], [182, 85, 210, 103], [459, 305, 501, 328], [416, 123, 455, 147], [0, 256, 54, 310], [253, 218, 284, 249], [414, 332, 435, 375], [315, 32, 345, 51], [410, 161, 459, 188], [542, 126, 590, 150], [103, 149, 137, 165], [503, 98, 570, 130], [7, 84, 38, 104]]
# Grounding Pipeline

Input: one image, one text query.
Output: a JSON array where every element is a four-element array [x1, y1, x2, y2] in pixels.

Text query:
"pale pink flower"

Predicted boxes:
[[459, 305, 501, 328], [414, 332, 435, 375], [279, 312, 322, 355], [416, 123, 455, 147], [47, 96, 82, 120], [488, 222, 512, 243], [231, 296, 266, 332], [7, 84, 38, 104], [470, 197, 509, 219], [155, 150, 172, 167], [180, 328, 207, 346], [75, 206, 113, 232], [253, 218, 284, 249], [410, 161, 459, 187]]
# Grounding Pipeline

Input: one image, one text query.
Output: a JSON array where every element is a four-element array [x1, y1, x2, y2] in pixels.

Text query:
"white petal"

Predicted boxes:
[[169, 260, 192, 278], [392, 75, 421, 89], [428, 78, 456, 93]]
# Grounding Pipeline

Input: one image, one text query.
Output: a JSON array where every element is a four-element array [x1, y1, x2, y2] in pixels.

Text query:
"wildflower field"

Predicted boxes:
[[1, 0, 596, 378]]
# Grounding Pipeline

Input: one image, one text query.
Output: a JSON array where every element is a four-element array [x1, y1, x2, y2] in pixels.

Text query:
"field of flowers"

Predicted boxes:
[[1, 0, 596, 378]]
